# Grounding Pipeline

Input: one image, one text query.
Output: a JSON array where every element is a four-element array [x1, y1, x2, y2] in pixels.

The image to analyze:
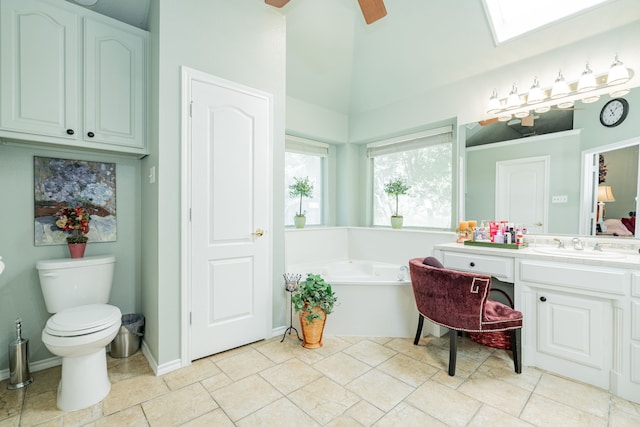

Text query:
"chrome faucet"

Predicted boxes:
[[571, 237, 584, 250], [398, 265, 409, 281], [553, 238, 565, 248], [593, 242, 610, 251]]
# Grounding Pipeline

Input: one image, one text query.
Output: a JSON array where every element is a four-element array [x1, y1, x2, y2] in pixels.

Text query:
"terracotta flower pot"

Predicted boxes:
[[299, 306, 326, 348], [68, 243, 86, 258]]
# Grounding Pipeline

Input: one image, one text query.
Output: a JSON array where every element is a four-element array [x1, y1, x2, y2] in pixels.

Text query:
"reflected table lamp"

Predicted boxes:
[[597, 185, 616, 232]]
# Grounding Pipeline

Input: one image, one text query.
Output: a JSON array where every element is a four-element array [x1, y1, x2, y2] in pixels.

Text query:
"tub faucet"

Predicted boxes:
[[571, 237, 584, 251], [398, 265, 408, 281], [553, 238, 564, 248]]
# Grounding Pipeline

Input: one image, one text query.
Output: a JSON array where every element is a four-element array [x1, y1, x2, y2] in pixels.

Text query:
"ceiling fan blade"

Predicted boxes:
[[264, 0, 290, 8], [357, 0, 387, 24]]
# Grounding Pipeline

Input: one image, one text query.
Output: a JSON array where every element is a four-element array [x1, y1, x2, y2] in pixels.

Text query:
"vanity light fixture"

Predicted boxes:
[[487, 89, 502, 115], [485, 54, 633, 120], [577, 63, 597, 93], [527, 77, 544, 104], [550, 71, 570, 99], [607, 54, 630, 85], [505, 83, 521, 109]]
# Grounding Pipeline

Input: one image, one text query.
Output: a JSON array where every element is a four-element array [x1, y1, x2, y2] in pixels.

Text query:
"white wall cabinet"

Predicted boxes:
[[0, 0, 147, 156]]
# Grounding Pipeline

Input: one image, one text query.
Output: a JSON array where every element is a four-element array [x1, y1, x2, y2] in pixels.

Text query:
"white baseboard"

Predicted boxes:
[[0, 356, 62, 382], [141, 340, 182, 376]]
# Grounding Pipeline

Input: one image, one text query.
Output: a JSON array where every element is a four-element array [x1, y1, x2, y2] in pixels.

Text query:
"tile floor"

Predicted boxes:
[[1, 334, 640, 426]]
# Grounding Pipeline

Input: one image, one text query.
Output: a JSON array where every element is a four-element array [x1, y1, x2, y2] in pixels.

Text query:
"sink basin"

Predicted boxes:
[[532, 247, 627, 260]]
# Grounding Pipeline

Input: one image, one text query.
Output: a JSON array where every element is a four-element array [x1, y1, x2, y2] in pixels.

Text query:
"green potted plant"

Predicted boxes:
[[384, 177, 411, 229], [292, 273, 337, 348], [288, 176, 314, 228]]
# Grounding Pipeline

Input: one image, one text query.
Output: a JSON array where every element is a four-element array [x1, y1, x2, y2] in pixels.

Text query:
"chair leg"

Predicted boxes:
[[414, 314, 424, 345], [448, 329, 457, 376], [509, 328, 522, 374]]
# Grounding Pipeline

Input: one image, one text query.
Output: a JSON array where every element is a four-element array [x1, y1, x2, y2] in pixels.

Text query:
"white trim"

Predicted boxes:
[[466, 129, 581, 152], [0, 356, 62, 382], [180, 66, 193, 368]]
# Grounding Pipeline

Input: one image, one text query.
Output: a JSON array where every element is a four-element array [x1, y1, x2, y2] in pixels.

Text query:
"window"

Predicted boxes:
[[369, 127, 453, 228], [285, 137, 327, 226], [483, 0, 609, 43]]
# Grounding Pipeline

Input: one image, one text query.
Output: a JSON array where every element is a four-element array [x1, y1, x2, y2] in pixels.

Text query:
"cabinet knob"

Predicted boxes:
[[540, 296, 547, 302], [469, 262, 475, 267], [87, 131, 95, 138], [66, 129, 75, 135]]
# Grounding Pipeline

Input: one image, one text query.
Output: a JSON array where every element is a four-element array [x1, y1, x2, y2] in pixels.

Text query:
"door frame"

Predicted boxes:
[[179, 66, 273, 366]]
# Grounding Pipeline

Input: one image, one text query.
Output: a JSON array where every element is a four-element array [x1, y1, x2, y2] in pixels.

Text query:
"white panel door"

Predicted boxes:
[[189, 73, 271, 360], [496, 157, 548, 233], [0, 0, 78, 138]]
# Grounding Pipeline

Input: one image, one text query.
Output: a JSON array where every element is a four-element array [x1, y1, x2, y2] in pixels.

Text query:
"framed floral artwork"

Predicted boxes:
[[34, 157, 117, 246]]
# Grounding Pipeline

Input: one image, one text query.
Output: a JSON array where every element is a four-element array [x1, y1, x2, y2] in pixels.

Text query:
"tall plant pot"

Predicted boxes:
[[299, 306, 326, 348], [390, 215, 404, 229], [68, 243, 86, 258], [294, 215, 307, 229]]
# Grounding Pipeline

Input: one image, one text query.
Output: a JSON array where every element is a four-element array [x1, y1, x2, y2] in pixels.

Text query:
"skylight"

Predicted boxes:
[[482, 0, 610, 43]]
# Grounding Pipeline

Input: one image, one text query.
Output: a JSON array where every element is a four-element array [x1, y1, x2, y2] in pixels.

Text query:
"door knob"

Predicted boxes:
[[251, 228, 264, 237]]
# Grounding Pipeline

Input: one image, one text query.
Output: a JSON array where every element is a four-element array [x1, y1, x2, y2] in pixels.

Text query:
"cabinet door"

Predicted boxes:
[[537, 290, 606, 369], [0, 0, 79, 138], [84, 18, 146, 149]]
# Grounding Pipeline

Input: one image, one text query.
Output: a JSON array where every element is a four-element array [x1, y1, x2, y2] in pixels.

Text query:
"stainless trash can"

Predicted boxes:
[[110, 314, 144, 358]]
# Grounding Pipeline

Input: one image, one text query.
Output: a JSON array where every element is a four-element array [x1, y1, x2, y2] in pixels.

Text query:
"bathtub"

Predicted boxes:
[[286, 259, 419, 337]]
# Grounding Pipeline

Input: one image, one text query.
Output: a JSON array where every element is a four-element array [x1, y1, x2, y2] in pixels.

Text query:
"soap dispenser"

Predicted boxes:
[[7, 318, 33, 389]]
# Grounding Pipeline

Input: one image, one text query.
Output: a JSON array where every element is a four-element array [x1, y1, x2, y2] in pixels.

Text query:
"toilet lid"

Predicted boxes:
[[45, 304, 121, 337]]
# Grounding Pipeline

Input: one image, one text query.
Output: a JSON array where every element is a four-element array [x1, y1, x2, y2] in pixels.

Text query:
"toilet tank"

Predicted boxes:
[[36, 255, 116, 313]]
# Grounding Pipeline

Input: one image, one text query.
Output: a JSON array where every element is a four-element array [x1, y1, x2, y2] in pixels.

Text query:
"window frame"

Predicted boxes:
[[284, 135, 329, 227], [366, 125, 458, 230]]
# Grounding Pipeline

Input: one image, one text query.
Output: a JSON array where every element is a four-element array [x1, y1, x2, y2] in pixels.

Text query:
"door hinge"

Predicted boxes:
[[189, 101, 193, 117], [189, 312, 192, 325], [189, 208, 192, 222]]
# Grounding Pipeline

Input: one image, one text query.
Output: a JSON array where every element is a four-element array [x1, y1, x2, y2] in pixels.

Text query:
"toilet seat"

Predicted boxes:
[[45, 304, 121, 337]]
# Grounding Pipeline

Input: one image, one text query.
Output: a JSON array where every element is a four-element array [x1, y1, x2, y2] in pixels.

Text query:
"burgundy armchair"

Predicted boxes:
[[409, 257, 523, 376]]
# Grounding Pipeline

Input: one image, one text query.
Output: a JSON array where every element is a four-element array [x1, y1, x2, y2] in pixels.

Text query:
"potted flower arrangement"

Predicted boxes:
[[292, 273, 337, 348], [55, 205, 91, 258], [288, 176, 314, 228], [384, 177, 411, 229]]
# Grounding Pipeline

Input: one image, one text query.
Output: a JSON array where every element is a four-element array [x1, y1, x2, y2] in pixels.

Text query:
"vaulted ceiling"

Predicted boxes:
[[69, 0, 640, 117]]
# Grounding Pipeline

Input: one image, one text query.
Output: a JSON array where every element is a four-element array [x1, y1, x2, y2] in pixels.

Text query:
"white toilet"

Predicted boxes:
[[36, 255, 122, 411]]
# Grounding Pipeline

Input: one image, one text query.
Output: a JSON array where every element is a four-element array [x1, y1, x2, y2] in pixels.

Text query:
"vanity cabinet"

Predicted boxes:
[[434, 242, 640, 403], [0, 0, 147, 156], [517, 259, 625, 389]]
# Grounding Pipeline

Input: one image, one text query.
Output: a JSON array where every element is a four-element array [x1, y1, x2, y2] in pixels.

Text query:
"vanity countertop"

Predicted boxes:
[[435, 241, 640, 269]]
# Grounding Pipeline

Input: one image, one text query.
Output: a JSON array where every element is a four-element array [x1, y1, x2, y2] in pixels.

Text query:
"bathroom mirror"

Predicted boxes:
[[463, 87, 640, 237]]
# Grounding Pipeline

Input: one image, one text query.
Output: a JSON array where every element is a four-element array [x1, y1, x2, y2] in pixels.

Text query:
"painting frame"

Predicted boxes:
[[34, 156, 117, 246]]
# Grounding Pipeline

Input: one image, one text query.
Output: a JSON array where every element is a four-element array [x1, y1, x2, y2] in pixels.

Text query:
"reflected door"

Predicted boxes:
[[496, 157, 549, 233]]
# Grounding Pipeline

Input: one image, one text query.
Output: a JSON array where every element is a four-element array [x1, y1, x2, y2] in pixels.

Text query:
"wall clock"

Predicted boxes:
[[599, 98, 629, 128]]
